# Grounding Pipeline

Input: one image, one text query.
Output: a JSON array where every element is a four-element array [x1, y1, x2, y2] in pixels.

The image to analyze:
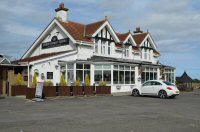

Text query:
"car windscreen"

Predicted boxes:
[[163, 81, 175, 86]]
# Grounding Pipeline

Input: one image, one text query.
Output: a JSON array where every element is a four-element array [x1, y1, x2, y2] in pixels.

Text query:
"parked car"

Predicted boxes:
[[131, 80, 180, 99]]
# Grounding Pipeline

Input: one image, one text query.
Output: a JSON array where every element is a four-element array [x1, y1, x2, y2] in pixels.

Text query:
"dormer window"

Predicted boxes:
[[124, 46, 129, 57]]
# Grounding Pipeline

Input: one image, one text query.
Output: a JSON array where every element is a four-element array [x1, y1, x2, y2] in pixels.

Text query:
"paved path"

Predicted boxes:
[[0, 90, 200, 132]]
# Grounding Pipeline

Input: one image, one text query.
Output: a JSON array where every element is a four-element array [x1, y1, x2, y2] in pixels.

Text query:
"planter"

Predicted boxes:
[[96, 86, 111, 94], [73, 86, 83, 96], [26, 88, 36, 99], [11, 85, 27, 96], [84, 86, 94, 95], [59, 86, 70, 96], [43, 86, 56, 97]]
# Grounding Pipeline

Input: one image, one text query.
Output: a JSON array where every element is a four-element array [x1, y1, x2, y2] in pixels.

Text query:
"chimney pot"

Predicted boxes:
[[60, 3, 64, 9], [134, 27, 143, 34]]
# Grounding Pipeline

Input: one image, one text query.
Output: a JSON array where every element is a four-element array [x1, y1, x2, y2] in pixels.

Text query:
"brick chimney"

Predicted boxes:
[[55, 3, 69, 22], [134, 27, 143, 34]]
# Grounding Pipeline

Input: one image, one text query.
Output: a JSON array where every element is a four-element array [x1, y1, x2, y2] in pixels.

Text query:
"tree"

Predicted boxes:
[[16, 73, 22, 85], [33, 72, 38, 87], [60, 74, 67, 86], [74, 80, 80, 86], [85, 74, 90, 86]]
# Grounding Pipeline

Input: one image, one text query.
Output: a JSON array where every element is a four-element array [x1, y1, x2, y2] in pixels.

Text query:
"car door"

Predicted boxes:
[[150, 81, 163, 95], [141, 81, 153, 95]]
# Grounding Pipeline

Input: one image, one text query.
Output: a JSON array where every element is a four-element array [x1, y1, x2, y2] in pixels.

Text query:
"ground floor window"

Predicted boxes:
[[47, 72, 53, 79], [141, 67, 157, 83], [94, 65, 111, 84], [164, 69, 174, 83], [67, 64, 74, 85], [76, 64, 90, 84], [113, 65, 135, 85]]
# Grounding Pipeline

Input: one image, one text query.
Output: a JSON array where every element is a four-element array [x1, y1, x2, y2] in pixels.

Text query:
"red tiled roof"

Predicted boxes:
[[59, 21, 93, 43], [58, 19, 106, 43], [132, 46, 140, 52], [12, 51, 70, 63], [115, 43, 123, 48], [153, 50, 160, 55], [85, 20, 106, 36], [116, 32, 130, 42], [132, 33, 148, 46]]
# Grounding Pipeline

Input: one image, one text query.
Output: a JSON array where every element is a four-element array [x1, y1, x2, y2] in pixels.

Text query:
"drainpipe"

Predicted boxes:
[[27, 62, 30, 88]]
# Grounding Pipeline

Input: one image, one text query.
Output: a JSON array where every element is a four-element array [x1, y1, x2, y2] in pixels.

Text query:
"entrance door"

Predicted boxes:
[[0, 69, 3, 94]]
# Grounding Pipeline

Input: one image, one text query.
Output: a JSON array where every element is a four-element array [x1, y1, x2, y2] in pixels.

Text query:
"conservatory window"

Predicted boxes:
[[113, 65, 135, 84], [94, 65, 111, 84], [76, 64, 90, 84]]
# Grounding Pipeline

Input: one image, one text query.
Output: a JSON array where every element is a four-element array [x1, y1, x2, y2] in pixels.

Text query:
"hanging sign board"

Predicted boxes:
[[35, 82, 43, 98]]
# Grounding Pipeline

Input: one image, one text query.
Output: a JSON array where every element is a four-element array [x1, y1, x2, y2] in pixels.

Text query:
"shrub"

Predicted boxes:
[[33, 72, 38, 87], [16, 73, 22, 86], [74, 80, 80, 86], [60, 74, 67, 86], [99, 80, 107, 86], [85, 74, 90, 86], [43, 80, 54, 86]]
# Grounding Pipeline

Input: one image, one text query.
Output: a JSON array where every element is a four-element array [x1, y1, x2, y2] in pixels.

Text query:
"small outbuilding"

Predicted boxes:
[[176, 71, 193, 91], [0, 54, 27, 95]]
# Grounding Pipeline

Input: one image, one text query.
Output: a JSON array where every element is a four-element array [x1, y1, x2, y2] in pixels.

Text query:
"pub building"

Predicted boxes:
[[13, 3, 175, 94]]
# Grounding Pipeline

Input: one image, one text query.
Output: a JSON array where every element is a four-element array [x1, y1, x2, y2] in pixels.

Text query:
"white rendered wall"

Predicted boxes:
[[30, 53, 77, 85], [111, 85, 134, 93], [29, 26, 75, 57]]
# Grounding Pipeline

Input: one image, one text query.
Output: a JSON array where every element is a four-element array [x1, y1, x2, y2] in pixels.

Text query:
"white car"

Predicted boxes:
[[131, 80, 180, 99]]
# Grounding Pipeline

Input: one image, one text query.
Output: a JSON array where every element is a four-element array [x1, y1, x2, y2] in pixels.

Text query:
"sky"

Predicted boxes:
[[0, 0, 200, 79]]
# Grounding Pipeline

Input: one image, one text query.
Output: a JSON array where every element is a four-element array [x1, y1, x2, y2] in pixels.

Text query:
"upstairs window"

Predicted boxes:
[[144, 49, 147, 60], [125, 48, 129, 57], [101, 40, 106, 55], [108, 42, 111, 55], [94, 39, 98, 53]]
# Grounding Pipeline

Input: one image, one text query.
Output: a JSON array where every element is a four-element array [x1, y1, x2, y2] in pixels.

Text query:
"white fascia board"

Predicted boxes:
[[124, 34, 137, 46], [29, 51, 77, 65], [0, 58, 10, 64], [140, 34, 157, 50], [76, 41, 94, 47], [92, 21, 120, 43], [115, 48, 123, 51], [22, 18, 77, 59], [22, 19, 57, 59], [148, 34, 157, 50], [140, 34, 149, 47]]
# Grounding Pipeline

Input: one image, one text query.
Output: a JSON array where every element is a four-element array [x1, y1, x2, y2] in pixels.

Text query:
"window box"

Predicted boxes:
[[26, 88, 36, 99], [84, 86, 94, 95], [11, 85, 27, 96], [73, 86, 83, 96], [43, 86, 56, 97], [59, 86, 70, 96], [96, 86, 111, 95]]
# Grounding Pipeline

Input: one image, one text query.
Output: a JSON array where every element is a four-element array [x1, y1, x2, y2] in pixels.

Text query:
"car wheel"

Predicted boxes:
[[158, 90, 167, 99], [132, 89, 140, 97]]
